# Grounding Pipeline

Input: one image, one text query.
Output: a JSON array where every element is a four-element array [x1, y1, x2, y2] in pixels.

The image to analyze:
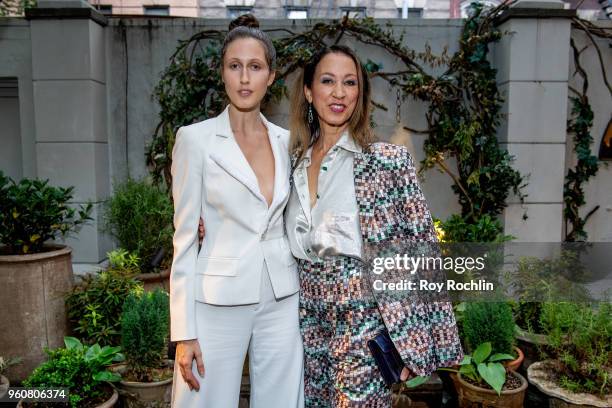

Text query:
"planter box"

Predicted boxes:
[[0, 245, 74, 382], [134, 268, 170, 293], [528, 361, 612, 408]]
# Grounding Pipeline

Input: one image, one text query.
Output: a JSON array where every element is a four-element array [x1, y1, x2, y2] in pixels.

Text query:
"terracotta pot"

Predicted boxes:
[[0, 375, 9, 399], [113, 360, 173, 408], [18, 388, 118, 408], [528, 360, 612, 408], [455, 370, 528, 408], [505, 346, 525, 372], [0, 245, 74, 381], [134, 268, 170, 292]]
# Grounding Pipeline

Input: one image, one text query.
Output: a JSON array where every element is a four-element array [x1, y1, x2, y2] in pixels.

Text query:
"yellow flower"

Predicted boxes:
[[30, 234, 41, 243], [434, 220, 446, 242], [12, 210, 19, 219]]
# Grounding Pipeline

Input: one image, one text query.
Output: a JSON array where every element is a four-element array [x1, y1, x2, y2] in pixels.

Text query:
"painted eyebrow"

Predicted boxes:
[[226, 58, 265, 64], [320, 72, 358, 78]]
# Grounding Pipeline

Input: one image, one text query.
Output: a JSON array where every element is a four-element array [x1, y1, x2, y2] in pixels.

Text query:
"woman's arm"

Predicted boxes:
[[170, 127, 203, 342], [394, 147, 464, 369]]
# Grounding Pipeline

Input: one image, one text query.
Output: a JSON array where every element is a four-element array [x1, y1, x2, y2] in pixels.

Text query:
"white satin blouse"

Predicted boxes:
[[285, 131, 364, 262]]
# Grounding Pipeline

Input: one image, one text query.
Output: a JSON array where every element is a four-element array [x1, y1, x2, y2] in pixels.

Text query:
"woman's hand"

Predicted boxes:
[[176, 339, 205, 391], [198, 218, 205, 244], [400, 367, 410, 381]]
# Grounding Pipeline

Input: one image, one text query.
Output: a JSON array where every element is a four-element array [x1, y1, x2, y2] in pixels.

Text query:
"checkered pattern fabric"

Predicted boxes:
[[292, 142, 463, 407]]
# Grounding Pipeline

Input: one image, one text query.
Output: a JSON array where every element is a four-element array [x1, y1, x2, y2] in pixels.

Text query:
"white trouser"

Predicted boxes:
[[171, 262, 304, 408]]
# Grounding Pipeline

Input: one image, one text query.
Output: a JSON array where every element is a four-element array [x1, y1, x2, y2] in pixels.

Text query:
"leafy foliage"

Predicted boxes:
[[539, 302, 611, 396], [442, 342, 515, 395], [121, 289, 169, 381], [104, 178, 173, 271], [23, 337, 123, 408], [66, 260, 143, 346], [436, 214, 511, 243], [463, 302, 515, 356], [0, 171, 92, 254], [564, 96, 600, 242]]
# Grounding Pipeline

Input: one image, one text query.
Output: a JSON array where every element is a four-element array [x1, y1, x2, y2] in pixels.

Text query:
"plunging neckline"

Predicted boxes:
[[231, 121, 276, 209]]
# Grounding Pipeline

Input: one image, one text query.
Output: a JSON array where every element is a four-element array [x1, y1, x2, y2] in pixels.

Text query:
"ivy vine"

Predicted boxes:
[[147, 2, 529, 237]]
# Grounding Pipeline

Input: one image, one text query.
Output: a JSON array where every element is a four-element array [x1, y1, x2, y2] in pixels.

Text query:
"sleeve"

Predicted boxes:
[[169, 127, 202, 342], [395, 148, 464, 371]]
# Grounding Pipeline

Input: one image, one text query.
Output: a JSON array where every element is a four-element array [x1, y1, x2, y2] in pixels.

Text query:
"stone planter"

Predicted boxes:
[[134, 268, 170, 292], [0, 245, 74, 381], [18, 388, 119, 408], [528, 361, 612, 408], [455, 370, 528, 408], [0, 375, 9, 399], [113, 360, 173, 408]]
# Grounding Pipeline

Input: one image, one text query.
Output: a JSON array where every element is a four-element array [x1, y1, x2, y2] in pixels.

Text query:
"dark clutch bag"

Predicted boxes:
[[367, 328, 405, 386]]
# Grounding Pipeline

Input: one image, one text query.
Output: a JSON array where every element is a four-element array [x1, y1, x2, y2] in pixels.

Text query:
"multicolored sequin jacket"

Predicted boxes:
[[294, 141, 464, 377], [355, 142, 464, 376]]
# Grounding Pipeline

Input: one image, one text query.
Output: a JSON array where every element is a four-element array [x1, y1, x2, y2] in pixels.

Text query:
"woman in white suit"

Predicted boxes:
[[170, 14, 304, 408]]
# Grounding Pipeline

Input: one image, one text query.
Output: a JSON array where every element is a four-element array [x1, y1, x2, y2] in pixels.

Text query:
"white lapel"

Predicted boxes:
[[211, 105, 267, 203], [261, 115, 289, 215], [292, 149, 313, 224]]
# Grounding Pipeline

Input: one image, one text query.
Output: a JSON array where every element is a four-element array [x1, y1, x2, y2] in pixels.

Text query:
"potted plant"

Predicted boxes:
[[528, 302, 611, 407], [463, 302, 524, 372], [0, 356, 21, 398], [442, 342, 527, 407], [65, 250, 144, 346], [511, 253, 592, 369], [104, 178, 173, 290], [20, 337, 123, 408], [114, 289, 173, 407], [0, 171, 92, 381]]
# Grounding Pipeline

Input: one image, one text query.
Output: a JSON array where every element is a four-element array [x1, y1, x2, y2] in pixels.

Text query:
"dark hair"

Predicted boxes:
[[289, 45, 374, 159], [221, 14, 276, 70]]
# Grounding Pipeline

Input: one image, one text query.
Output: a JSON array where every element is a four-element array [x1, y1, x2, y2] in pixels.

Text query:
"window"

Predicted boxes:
[[339, 6, 366, 18], [143, 5, 169, 15], [397, 7, 423, 18], [286, 7, 308, 19], [94, 4, 112, 15], [227, 6, 253, 19]]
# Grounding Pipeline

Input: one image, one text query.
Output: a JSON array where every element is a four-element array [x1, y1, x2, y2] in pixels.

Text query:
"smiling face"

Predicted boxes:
[[304, 52, 359, 133], [222, 37, 275, 111]]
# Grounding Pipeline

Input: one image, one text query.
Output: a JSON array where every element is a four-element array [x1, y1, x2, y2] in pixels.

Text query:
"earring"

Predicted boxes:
[[308, 103, 314, 125]]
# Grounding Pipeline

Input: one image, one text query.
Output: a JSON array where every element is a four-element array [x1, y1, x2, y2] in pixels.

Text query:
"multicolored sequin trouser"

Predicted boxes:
[[298, 256, 392, 408]]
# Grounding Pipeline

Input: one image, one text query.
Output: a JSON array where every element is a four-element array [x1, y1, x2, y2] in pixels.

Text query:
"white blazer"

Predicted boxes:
[[169, 105, 299, 342]]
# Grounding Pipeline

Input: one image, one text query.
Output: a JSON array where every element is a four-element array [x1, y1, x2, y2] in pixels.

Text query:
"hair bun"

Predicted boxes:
[[229, 14, 260, 31]]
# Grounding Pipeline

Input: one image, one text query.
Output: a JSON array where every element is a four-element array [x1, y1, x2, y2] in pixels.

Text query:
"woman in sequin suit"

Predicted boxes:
[[285, 45, 464, 407]]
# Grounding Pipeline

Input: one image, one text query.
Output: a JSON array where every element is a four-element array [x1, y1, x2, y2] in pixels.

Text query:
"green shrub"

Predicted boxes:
[[104, 178, 173, 272], [463, 302, 515, 356], [0, 171, 92, 254], [511, 253, 593, 334], [66, 259, 143, 346], [121, 289, 169, 381], [437, 214, 511, 243], [23, 337, 123, 408], [539, 302, 611, 396]]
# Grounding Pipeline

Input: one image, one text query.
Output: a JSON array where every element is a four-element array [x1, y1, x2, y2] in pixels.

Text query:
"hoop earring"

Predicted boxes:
[[308, 103, 314, 125]]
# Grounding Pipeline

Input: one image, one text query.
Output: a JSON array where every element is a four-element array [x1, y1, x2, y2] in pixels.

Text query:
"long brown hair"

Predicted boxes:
[[289, 45, 375, 163]]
